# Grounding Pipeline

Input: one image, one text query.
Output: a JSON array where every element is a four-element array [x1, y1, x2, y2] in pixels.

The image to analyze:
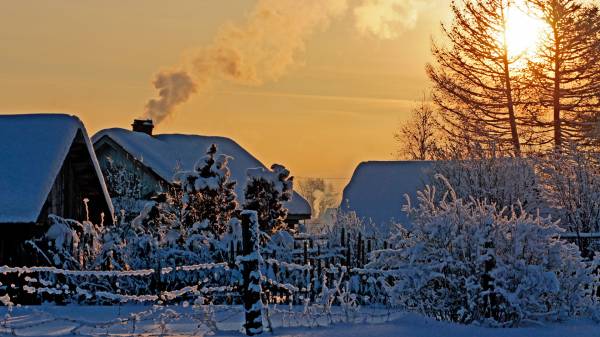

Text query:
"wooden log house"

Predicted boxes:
[[0, 114, 113, 266]]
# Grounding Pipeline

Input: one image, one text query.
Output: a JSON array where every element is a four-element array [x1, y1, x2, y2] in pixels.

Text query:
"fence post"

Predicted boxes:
[[357, 232, 362, 267], [361, 238, 366, 266], [240, 211, 263, 336], [153, 258, 162, 295], [317, 245, 322, 280], [346, 235, 351, 268], [303, 241, 308, 265]]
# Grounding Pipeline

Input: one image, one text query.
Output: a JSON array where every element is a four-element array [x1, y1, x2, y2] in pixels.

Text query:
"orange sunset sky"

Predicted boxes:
[[0, 1, 451, 184]]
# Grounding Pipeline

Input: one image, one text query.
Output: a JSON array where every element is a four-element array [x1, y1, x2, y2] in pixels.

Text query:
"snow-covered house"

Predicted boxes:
[[92, 120, 311, 226], [0, 114, 113, 266], [340, 161, 434, 231]]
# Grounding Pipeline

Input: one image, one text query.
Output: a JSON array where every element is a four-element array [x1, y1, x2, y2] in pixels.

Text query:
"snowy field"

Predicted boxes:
[[0, 305, 598, 337]]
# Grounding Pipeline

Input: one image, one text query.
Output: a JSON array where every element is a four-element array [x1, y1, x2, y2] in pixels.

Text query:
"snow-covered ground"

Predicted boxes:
[[0, 305, 598, 337]]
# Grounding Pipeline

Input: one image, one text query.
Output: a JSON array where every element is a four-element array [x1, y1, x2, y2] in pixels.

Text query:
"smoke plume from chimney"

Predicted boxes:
[[145, 70, 196, 124], [143, 0, 432, 124], [354, 0, 431, 39]]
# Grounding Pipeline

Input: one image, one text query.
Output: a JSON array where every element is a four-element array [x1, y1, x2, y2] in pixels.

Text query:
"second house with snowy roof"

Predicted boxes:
[[92, 119, 311, 227]]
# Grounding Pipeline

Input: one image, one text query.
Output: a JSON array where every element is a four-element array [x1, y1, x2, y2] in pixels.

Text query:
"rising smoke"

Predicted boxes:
[[354, 0, 431, 39], [143, 0, 431, 124], [145, 70, 196, 124]]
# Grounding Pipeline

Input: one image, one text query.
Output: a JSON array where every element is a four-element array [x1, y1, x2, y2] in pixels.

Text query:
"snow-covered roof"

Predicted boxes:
[[92, 128, 311, 216], [0, 114, 113, 223], [341, 161, 434, 230]]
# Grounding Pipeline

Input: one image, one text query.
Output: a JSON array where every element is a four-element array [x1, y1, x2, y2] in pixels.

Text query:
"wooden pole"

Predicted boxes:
[[240, 211, 263, 336], [357, 232, 362, 267], [303, 240, 308, 266], [346, 235, 351, 268]]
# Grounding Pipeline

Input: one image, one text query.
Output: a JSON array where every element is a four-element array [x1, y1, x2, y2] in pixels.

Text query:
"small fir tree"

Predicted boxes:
[[243, 164, 293, 235], [173, 144, 238, 237]]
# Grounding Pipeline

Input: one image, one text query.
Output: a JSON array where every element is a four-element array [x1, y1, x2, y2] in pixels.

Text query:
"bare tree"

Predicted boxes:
[[427, 0, 526, 156], [394, 94, 439, 160], [525, 0, 600, 149]]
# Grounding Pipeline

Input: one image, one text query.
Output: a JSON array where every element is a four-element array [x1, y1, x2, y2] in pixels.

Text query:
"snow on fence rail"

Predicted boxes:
[[0, 226, 392, 310], [0, 262, 237, 311], [0, 262, 230, 277], [0, 226, 394, 335], [559, 232, 600, 239], [21, 283, 237, 303]]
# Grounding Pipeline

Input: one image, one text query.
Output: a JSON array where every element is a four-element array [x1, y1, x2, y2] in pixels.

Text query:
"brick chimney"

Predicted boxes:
[[132, 119, 154, 135]]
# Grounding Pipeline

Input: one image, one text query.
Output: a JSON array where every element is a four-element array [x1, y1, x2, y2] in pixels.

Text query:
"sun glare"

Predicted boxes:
[[504, 4, 546, 63]]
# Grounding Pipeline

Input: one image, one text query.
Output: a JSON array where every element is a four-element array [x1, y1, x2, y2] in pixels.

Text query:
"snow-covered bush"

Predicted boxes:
[[370, 177, 594, 325], [536, 145, 600, 258], [322, 209, 381, 248], [109, 196, 228, 271], [28, 214, 102, 270], [104, 157, 143, 199], [431, 147, 544, 215], [243, 164, 293, 236], [430, 145, 600, 259], [15, 212, 105, 303], [103, 157, 146, 219], [89, 146, 243, 298], [99, 144, 240, 274], [95, 212, 129, 271]]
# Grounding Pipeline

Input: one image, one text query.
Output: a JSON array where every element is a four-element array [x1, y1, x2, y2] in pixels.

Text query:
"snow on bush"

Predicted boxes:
[[102, 157, 146, 219], [431, 148, 544, 216], [370, 176, 594, 326], [536, 145, 600, 257], [28, 214, 102, 270], [97, 144, 241, 274], [322, 209, 382, 248]]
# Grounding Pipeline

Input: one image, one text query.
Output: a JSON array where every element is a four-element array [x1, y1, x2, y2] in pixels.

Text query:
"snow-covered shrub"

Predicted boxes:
[[28, 215, 102, 270], [370, 177, 593, 325], [95, 213, 129, 271], [431, 147, 544, 215], [99, 144, 240, 274], [103, 157, 145, 219], [322, 209, 382, 248], [15, 213, 105, 303], [88, 199, 207, 298], [536, 145, 600, 258], [117, 197, 225, 270], [104, 157, 143, 199], [264, 230, 295, 261], [244, 164, 293, 236]]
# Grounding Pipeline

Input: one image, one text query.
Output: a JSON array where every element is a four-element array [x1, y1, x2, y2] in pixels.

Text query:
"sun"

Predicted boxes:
[[504, 4, 546, 62]]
